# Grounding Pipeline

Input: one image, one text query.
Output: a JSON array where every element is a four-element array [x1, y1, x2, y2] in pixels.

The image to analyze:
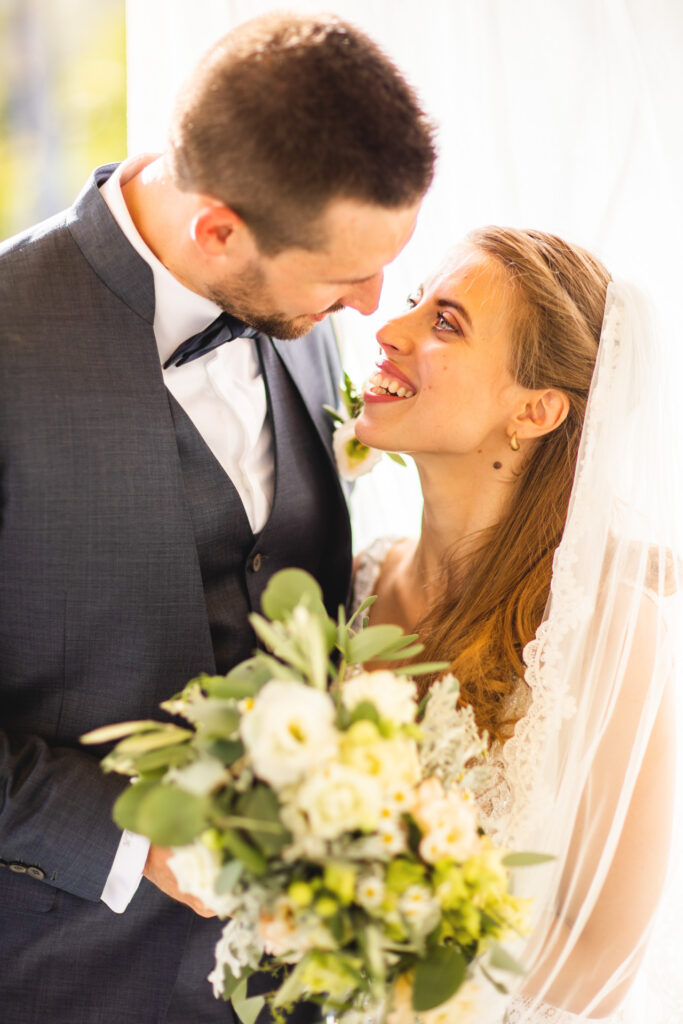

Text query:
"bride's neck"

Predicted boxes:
[[409, 453, 516, 595]]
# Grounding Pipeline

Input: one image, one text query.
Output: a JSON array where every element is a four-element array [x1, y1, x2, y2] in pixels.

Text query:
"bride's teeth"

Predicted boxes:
[[405, 389, 414, 398], [387, 381, 399, 394], [397, 387, 406, 397]]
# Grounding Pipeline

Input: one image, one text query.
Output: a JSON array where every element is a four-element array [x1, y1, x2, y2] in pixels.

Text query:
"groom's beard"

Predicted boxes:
[[209, 262, 344, 340]]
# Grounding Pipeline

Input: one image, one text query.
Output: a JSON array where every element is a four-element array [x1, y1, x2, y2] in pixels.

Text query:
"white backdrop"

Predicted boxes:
[[125, 0, 683, 1012], [126, 0, 683, 549]]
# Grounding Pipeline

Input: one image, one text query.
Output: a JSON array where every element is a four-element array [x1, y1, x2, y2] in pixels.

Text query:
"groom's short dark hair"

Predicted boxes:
[[168, 12, 436, 254]]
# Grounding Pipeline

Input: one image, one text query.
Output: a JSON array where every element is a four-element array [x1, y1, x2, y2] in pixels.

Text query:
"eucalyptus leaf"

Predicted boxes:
[[208, 738, 244, 765], [215, 859, 244, 895], [131, 743, 194, 774], [236, 786, 289, 856], [114, 726, 194, 756], [134, 785, 208, 846], [488, 946, 527, 976], [322, 403, 345, 425], [222, 828, 268, 876], [219, 966, 250, 1002], [201, 667, 266, 699], [249, 615, 311, 675], [502, 852, 556, 868], [412, 947, 467, 1011], [180, 700, 240, 738], [347, 624, 412, 664], [378, 644, 425, 661], [81, 720, 163, 745], [349, 701, 381, 726], [386, 452, 407, 467], [112, 779, 161, 833], [260, 568, 325, 622], [231, 977, 265, 1024], [393, 661, 452, 676]]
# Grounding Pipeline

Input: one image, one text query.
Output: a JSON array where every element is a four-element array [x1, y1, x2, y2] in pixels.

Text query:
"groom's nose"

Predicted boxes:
[[341, 272, 383, 315]]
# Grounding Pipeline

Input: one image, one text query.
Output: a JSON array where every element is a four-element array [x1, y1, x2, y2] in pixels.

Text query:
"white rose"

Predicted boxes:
[[239, 680, 339, 789], [342, 671, 418, 725], [333, 418, 383, 481], [168, 841, 237, 917], [294, 762, 382, 839]]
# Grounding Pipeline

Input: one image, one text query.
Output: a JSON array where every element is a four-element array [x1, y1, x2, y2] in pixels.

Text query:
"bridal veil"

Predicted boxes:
[[498, 280, 683, 1023]]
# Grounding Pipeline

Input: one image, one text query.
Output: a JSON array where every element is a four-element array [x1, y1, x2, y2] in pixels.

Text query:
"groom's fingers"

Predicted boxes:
[[143, 843, 217, 918]]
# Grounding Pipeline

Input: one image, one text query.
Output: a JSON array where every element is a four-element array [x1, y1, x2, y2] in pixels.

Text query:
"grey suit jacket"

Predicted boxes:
[[0, 166, 351, 1023]]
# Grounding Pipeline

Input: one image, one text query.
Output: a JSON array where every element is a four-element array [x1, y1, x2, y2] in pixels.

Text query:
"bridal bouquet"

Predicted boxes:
[[83, 570, 536, 1024]]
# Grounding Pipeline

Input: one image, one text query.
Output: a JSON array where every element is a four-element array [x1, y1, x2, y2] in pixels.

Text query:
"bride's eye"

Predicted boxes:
[[435, 311, 462, 335], [406, 293, 419, 310]]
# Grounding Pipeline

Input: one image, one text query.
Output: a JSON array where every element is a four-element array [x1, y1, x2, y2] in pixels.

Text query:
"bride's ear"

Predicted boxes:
[[513, 388, 570, 439]]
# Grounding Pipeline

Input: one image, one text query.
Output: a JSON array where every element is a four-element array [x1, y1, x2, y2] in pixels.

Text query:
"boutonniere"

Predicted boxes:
[[325, 373, 406, 481]]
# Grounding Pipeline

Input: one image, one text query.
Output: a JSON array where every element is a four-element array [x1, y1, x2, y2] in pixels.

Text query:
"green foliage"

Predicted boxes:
[[114, 782, 207, 845], [502, 852, 556, 867], [411, 946, 467, 1011]]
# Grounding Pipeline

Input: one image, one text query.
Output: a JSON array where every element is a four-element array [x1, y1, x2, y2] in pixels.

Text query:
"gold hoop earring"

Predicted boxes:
[[510, 432, 520, 451]]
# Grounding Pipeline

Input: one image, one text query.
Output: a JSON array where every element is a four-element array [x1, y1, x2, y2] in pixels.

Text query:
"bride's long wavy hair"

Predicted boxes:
[[417, 227, 610, 744]]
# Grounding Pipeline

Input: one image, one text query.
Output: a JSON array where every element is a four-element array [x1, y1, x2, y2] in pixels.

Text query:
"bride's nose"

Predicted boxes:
[[376, 314, 413, 355]]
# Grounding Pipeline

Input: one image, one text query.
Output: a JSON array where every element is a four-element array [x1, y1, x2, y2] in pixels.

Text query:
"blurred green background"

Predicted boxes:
[[0, 0, 126, 240]]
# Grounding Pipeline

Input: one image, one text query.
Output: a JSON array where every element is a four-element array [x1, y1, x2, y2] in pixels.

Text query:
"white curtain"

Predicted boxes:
[[125, 6, 683, 1012]]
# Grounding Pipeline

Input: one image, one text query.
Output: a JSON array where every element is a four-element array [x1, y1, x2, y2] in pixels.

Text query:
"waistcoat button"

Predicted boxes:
[[251, 553, 263, 572]]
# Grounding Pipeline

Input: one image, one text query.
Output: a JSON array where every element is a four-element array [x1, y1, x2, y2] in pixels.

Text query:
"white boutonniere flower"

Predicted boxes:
[[325, 372, 406, 482]]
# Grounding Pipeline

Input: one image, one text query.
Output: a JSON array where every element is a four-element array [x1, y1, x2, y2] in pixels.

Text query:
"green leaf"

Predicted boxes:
[[181, 700, 240, 738], [231, 977, 265, 1024], [201, 667, 266, 699], [112, 779, 161, 833], [393, 661, 452, 676], [378, 643, 425, 661], [260, 568, 325, 622], [131, 743, 194, 774], [346, 594, 377, 631], [488, 946, 527, 976], [323, 403, 345, 425], [236, 786, 289, 856], [134, 785, 208, 846], [249, 615, 311, 675], [219, 966, 250, 1002], [502, 852, 556, 868], [81, 720, 166, 745], [347, 624, 413, 664], [349, 701, 381, 726], [208, 738, 244, 765], [386, 451, 407, 467], [412, 947, 467, 1012], [222, 829, 268, 876], [215, 859, 244, 895], [113, 725, 194, 756]]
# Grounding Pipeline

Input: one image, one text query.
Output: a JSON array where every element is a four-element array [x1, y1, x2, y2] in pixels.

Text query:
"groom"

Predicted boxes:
[[0, 12, 435, 1024]]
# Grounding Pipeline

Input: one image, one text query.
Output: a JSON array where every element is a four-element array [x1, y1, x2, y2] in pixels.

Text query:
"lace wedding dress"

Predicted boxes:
[[352, 539, 604, 1024]]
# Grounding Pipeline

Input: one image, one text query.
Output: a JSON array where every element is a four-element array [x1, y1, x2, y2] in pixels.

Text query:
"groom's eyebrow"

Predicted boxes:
[[436, 298, 473, 329]]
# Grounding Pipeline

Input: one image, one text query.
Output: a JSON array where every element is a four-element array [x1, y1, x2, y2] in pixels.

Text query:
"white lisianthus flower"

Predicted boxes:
[[168, 841, 237, 917], [295, 762, 382, 839], [342, 671, 418, 725], [333, 418, 382, 481], [239, 680, 339, 789]]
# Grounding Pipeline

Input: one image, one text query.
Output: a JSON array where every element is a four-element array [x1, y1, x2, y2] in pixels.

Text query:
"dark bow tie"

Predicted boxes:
[[163, 312, 260, 369]]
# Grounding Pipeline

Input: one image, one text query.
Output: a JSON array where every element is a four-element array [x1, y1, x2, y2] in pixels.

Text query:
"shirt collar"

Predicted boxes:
[[99, 157, 223, 366]]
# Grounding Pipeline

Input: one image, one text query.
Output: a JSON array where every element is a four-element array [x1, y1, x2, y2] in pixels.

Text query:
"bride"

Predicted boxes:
[[350, 227, 681, 1022]]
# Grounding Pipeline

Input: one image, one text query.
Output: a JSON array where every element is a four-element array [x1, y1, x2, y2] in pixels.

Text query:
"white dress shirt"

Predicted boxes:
[[98, 160, 274, 912]]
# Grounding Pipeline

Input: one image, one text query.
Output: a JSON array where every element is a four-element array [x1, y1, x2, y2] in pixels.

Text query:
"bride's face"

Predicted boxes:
[[355, 246, 529, 460]]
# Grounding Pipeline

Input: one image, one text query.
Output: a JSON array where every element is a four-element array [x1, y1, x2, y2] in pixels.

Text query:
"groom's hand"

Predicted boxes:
[[143, 844, 217, 918]]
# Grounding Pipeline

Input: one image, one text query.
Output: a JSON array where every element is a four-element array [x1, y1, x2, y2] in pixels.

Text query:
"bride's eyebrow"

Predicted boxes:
[[436, 298, 473, 329]]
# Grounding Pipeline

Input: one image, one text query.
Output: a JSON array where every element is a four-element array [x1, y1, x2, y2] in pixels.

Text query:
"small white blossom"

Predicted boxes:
[[208, 918, 264, 997], [333, 418, 383, 481], [240, 679, 339, 789], [398, 885, 441, 936], [413, 779, 479, 864], [356, 872, 386, 910]]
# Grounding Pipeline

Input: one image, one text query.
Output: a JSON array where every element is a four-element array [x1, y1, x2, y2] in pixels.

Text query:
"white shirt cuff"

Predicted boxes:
[[100, 829, 150, 913]]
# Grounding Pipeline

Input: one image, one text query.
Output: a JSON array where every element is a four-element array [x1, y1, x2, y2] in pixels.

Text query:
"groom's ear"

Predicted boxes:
[[190, 200, 250, 259], [514, 388, 570, 439]]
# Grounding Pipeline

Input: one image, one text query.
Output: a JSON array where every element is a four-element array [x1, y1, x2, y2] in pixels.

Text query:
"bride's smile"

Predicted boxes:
[[355, 245, 567, 468]]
